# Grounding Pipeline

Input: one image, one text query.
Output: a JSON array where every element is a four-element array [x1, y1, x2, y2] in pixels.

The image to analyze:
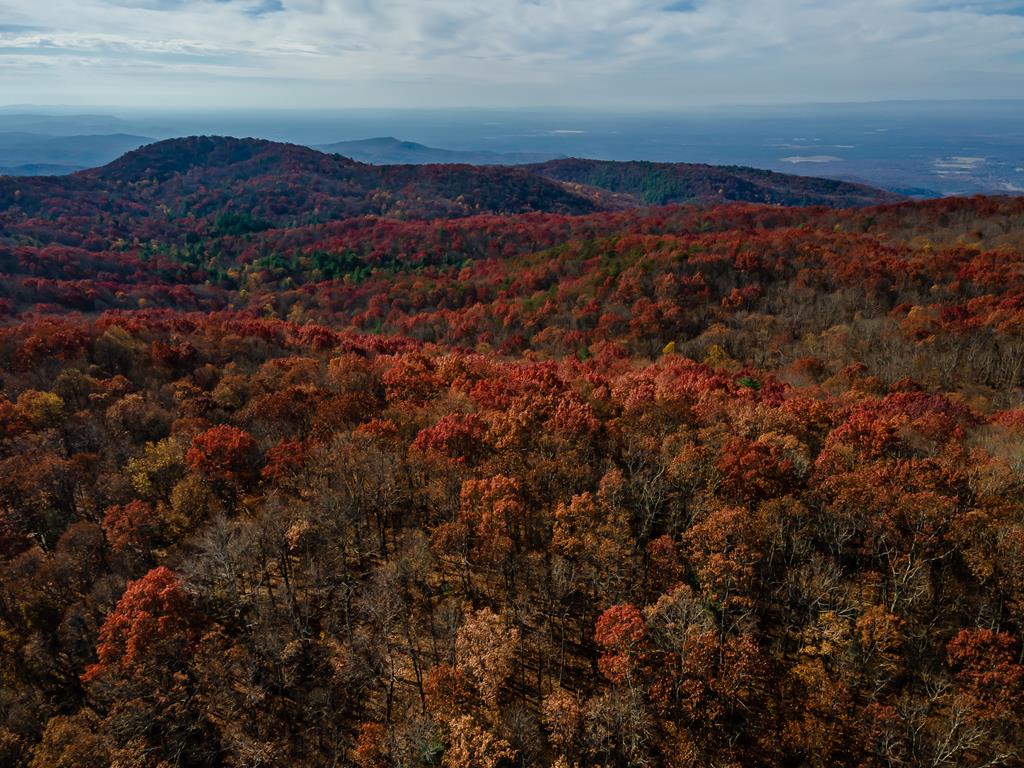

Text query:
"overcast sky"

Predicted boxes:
[[1, 0, 1023, 109]]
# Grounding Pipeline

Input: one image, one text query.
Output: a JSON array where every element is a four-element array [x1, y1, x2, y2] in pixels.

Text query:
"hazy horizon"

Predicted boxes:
[[1, 99, 1022, 196], [4, 97, 1024, 110]]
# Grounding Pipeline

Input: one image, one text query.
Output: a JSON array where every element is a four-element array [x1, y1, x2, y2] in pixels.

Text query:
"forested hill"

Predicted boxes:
[[0, 136, 900, 242], [529, 157, 905, 207], [0, 137, 599, 239]]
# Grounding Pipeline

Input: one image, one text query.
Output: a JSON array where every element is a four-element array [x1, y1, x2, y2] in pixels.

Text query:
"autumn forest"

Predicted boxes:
[[1, 137, 1023, 768]]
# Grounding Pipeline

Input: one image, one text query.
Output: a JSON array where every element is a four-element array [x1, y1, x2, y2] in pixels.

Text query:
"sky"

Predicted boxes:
[[1, 0, 1024, 109]]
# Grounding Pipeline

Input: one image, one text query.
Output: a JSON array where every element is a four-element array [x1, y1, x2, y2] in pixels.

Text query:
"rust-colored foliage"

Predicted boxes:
[[261, 439, 309, 485], [947, 628, 1024, 717], [82, 567, 197, 683], [595, 603, 646, 683], [186, 424, 260, 485], [101, 500, 155, 553], [3, 160, 1024, 767], [352, 722, 389, 768], [412, 413, 486, 463]]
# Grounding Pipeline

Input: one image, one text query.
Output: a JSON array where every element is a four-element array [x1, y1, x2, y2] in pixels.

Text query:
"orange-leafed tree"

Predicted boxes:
[[186, 424, 261, 489], [83, 566, 199, 685]]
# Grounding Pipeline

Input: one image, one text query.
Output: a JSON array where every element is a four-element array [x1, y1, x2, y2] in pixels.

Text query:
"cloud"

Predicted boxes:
[[921, 2, 1024, 16], [0, 0, 1023, 107]]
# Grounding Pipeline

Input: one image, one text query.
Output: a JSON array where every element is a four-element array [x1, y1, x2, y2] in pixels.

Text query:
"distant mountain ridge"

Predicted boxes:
[[315, 136, 562, 165], [0, 163, 83, 176], [0, 136, 902, 246], [528, 158, 903, 208], [0, 132, 152, 173]]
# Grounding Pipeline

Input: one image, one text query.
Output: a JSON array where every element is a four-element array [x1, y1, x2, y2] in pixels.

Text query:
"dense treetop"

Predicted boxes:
[[0, 144, 1022, 767]]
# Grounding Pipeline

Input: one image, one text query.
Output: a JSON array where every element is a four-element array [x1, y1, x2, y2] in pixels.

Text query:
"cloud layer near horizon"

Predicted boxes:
[[2, 0, 1023, 108]]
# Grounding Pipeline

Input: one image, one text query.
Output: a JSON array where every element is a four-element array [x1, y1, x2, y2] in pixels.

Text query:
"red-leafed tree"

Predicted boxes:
[[412, 412, 487, 464], [947, 628, 1024, 719], [186, 424, 260, 486], [261, 438, 310, 486], [594, 603, 646, 684], [82, 566, 199, 684], [101, 500, 156, 555]]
